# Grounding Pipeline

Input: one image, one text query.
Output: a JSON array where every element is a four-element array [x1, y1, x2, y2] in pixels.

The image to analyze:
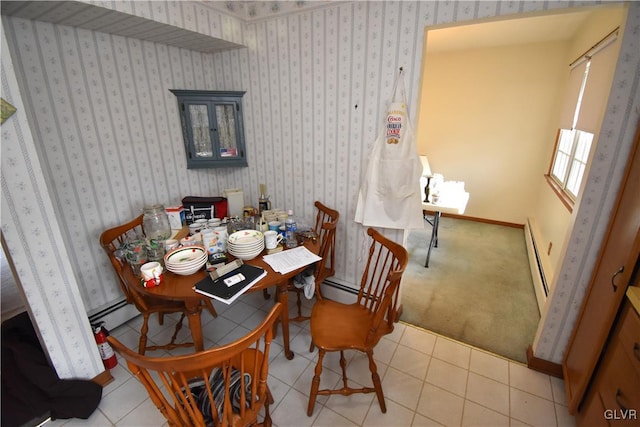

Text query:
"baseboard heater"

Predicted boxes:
[[88, 298, 139, 329], [524, 218, 549, 314], [319, 278, 360, 304]]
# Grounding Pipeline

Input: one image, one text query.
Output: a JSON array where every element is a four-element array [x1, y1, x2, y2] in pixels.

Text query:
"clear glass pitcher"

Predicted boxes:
[[143, 204, 171, 242]]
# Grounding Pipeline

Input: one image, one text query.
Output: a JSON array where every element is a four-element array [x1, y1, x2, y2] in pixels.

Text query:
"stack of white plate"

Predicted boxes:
[[164, 245, 207, 276], [227, 230, 264, 261]]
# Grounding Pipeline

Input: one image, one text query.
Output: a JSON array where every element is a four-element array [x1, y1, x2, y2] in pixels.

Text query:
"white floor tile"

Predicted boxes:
[[465, 372, 509, 415], [270, 349, 313, 385], [363, 397, 416, 426], [461, 400, 510, 427], [556, 402, 578, 427], [323, 382, 375, 426], [551, 376, 569, 405], [390, 344, 431, 380], [416, 383, 464, 426], [312, 406, 359, 427], [432, 336, 471, 369], [374, 336, 400, 365], [411, 412, 445, 426], [425, 358, 468, 397], [272, 388, 319, 427], [510, 387, 557, 427], [346, 351, 388, 389], [116, 398, 166, 426], [509, 362, 553, 400], [98, 377, 151, 423], [382, 366, 424, 410], [469, 349, 509, 384], [399, 326, 437, 355]]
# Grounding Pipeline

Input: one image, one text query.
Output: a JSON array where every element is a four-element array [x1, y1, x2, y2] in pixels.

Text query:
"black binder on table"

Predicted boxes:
[[194, 264, 266, 305]]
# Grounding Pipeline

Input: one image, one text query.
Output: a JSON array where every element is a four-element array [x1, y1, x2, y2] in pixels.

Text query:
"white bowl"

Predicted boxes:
[[228, 250, 263, 261], [228, 242, 263, 250], [164, 246, 207, 273], [228, 241, 264, 260], [228, 230, 264, 245], [165, 245, 206, 261], [167, 261, 206, 276]]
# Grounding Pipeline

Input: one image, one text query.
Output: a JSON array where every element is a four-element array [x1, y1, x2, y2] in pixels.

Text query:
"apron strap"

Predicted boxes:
[[391, 68, 407, 103]]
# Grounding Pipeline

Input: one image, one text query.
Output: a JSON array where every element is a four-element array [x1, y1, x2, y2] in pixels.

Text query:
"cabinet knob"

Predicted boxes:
[[611, 266, 624, 292]]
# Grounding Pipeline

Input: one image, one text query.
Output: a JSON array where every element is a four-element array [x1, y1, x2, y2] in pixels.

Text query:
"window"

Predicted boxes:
[[550, 128, 594, 200], [547, 27, 619, 208], [170, 90, 247, 169]]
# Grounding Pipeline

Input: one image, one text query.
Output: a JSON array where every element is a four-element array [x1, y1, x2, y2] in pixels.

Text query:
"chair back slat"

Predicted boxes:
[[99, 214, 145, 303], [108, 303, 282, 427], [313, 201, 340, 287], [357, 228, 408, 344]]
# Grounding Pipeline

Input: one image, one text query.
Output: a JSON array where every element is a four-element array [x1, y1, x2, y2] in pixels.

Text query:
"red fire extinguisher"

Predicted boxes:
[[92, 322, 118, 369]]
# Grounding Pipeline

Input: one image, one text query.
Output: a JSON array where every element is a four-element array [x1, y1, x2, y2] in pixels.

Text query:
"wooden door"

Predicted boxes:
[[563, 121, 640, 414]]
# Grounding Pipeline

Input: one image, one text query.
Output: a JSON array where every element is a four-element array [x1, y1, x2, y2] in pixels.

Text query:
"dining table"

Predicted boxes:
[[124, 227, 320, 360]]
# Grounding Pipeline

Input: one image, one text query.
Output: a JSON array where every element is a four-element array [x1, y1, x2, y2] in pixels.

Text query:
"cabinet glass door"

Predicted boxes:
[[188, 104, 213, 158], [215, 104, 239, 158]]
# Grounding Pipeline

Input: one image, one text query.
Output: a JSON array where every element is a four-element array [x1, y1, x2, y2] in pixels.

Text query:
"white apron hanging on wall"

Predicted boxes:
[[355, 69, 424, 230]]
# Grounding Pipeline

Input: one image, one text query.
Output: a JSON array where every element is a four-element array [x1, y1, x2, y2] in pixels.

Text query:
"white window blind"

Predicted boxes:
[[575, 35, 620, 133]]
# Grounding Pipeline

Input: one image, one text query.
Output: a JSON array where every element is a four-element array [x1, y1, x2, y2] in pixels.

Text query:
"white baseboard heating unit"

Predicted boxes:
[[524, 218, 548, 314]]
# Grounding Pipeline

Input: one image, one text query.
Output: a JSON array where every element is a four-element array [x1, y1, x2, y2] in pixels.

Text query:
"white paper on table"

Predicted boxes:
[[262, 246, 322, 274]]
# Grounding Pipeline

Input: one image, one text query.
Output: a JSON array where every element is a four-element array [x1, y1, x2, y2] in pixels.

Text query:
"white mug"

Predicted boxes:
[[140, 262, 163, 282], [165, 239, 179, 251], [264, 230, 283, 249]]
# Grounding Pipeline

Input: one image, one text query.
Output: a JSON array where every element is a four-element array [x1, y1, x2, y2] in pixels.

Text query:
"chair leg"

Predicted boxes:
[[263, 388, 273, 427], [367, 350, 386, 413], [202, 299, 218, 317], [169, 313, 186, 347], [263, 289, 270, 299], [139, 313, 151, 355], [339, 350, 348, 389], [157, 313, 164, 325], [308, 349, 326, 416]]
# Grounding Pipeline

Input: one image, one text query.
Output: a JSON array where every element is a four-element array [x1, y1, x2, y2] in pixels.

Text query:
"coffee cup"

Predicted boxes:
[[140, 261, 163, 282], [264, 230, 283, 249], [268, 221, 281, 231], [165, 239, 179, 251]]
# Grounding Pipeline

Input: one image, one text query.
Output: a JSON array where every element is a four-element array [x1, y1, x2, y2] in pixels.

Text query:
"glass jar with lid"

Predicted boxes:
[[143, 204, 171, 242]]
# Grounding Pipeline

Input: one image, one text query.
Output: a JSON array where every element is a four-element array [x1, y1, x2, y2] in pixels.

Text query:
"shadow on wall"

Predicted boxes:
[[1, 241, 25, 322]]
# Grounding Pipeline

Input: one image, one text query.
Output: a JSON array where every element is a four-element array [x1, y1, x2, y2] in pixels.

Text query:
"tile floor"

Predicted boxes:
[[47, 292, 576, 427]]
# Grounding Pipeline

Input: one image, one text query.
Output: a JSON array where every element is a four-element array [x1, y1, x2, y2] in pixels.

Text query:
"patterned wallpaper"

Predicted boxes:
[[1, 0, 639, 378], [1, 19, 104, 378]]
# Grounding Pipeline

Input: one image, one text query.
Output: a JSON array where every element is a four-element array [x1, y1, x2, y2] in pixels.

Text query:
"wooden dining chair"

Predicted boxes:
[[108, 303, 282, 427], [307, 227, 408, 416], [100, 215, 216, 355], [288, 201, 340, 322]]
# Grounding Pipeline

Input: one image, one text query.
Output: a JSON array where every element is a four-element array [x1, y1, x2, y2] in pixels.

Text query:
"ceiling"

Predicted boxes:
[[0, 2, 606, 55], [427, 10, 594, 53], [0, 1, 244, 53]]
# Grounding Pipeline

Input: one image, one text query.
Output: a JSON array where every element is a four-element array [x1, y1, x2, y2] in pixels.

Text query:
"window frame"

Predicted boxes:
[[170, 90, 247, 169], [546, 128, 594, 211]]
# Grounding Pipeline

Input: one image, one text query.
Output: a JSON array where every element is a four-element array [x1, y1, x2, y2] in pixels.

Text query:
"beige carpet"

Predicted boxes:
[[400, 217, 540, 363]]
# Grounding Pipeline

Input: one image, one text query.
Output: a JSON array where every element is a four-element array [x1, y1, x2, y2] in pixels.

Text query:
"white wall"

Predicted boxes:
[[531, 6, 626, 286], [418, 40, 568, 224], [1, 19, 104, 379]]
